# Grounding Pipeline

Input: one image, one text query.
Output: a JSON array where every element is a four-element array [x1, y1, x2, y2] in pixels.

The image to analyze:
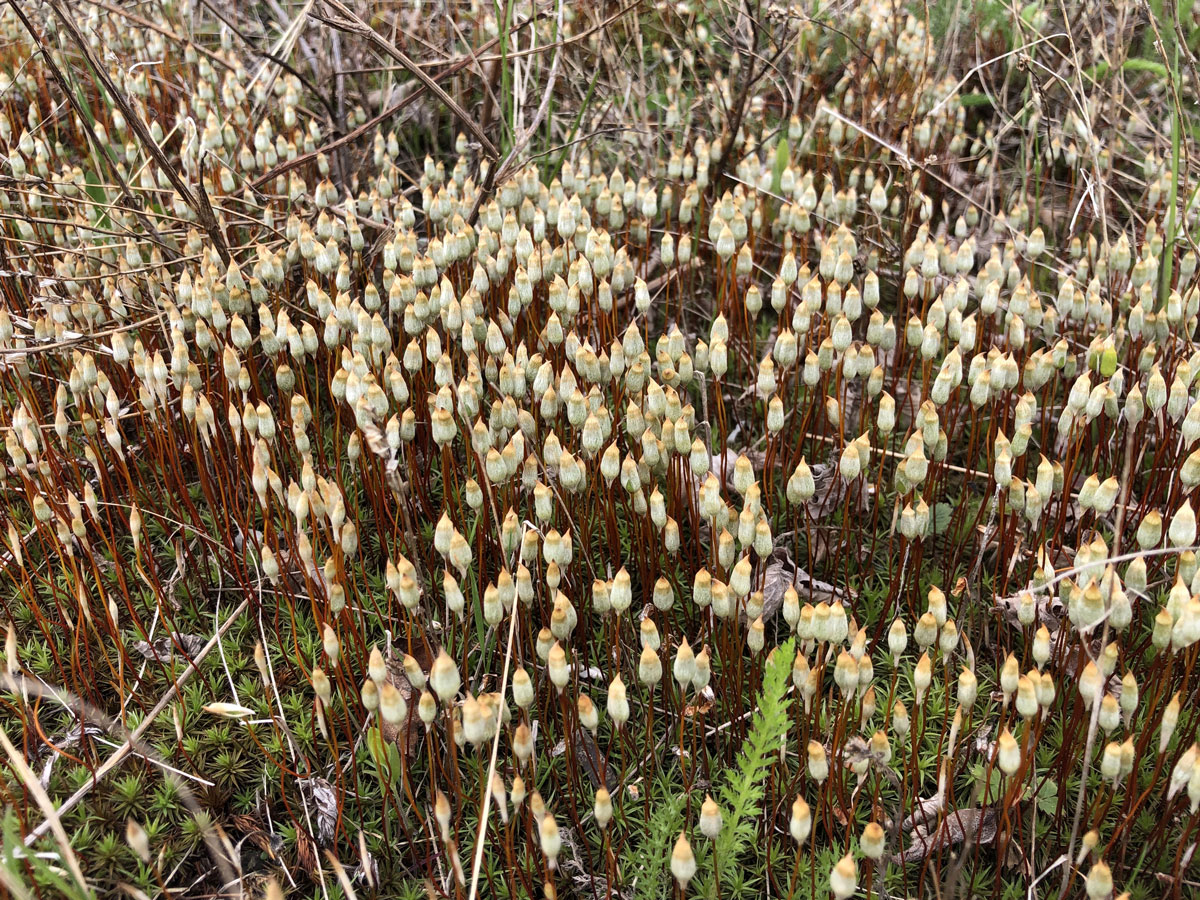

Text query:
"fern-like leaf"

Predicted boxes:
[[698, 640, 795, 899], [631, 786, 686, 900]]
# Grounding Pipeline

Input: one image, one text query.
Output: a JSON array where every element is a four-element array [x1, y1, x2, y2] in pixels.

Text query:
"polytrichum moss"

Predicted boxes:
[[0, 1, 1199, 899]]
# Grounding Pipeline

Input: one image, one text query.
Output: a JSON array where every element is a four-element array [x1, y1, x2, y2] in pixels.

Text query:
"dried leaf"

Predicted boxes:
[[578, 726, 616, 791], [900, 794, 944, 833], [232, 813, 278, 859], [843, 734, 897, 783], [892, 807, 998, 864], [295, 831, 319, 876], [380, 652, 421, 758], [748, 547, 853, 625], [993, 590, 1064, 634], [550, 727, 615, 790], [358, 420, 391, 460], [683, 686, 715, 718], [758, 557, 794, 623], [131, 632, 205, 662], [299, 776, 338, 846]]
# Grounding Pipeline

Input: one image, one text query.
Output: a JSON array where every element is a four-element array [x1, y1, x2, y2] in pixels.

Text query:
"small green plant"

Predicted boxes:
[[698, 640, 795, 899]]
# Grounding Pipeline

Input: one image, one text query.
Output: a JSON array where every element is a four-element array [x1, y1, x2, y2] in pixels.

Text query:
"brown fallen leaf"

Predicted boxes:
[[744, 546, 853, 626], [993, 588, 1064, 635], [231, 812, 277, 859], [380, 649, 422, 758], [130, 633, 206, 663], [574, 726, 616, 791], [683, 687, 715, 719], [299, 776, 338, 846], [841, 735, 901, 788], [551, 726, 616, 791], [900, 794, 944, 833], [892, 807, 998, 864], [295, 830, 319, 876]]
